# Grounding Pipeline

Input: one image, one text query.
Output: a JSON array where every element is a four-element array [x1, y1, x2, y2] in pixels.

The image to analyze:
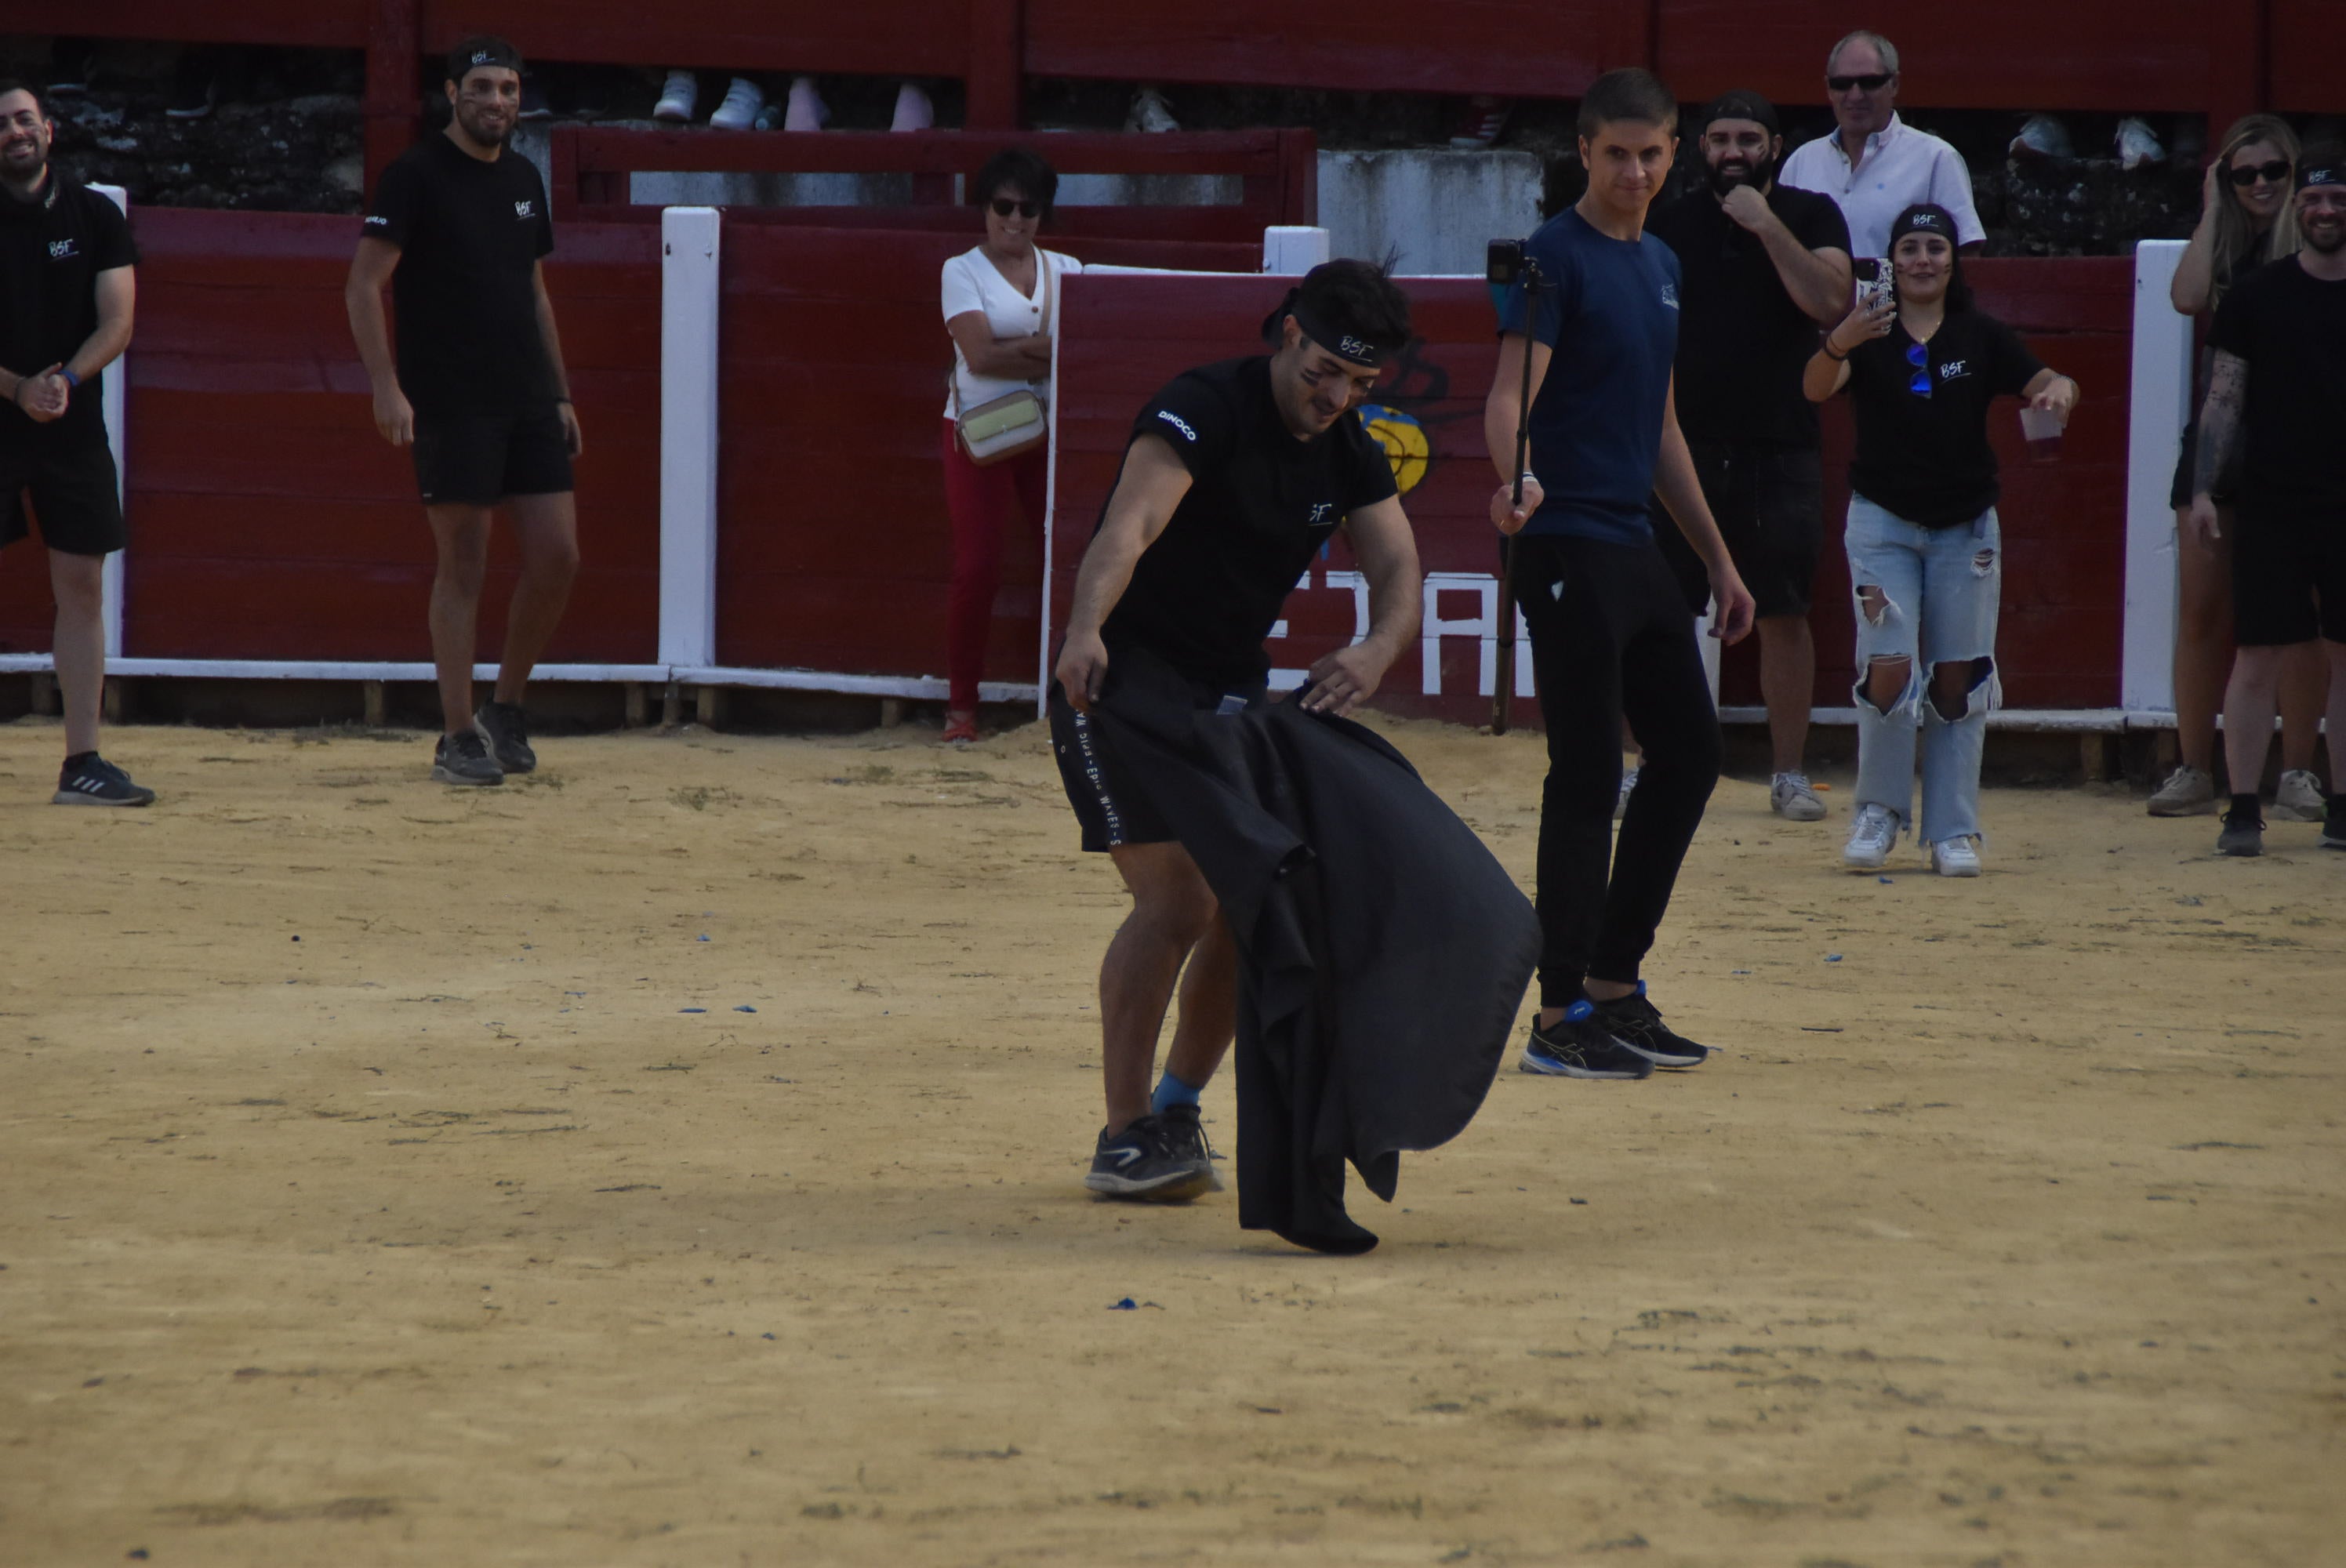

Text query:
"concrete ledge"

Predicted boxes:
[[1718, 706, 2184, 732]]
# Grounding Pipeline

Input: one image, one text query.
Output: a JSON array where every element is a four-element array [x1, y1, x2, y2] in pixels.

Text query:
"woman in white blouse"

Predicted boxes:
[[939, 147, 1081, 744]]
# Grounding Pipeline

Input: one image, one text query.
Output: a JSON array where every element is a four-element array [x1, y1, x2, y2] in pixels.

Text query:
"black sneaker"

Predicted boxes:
[[1519, 1004, 1654, 1080], [1157, 1101, 1226, 1192], [1084, 1113, 1215, 1201], [2323, 794, 2346, 851], [1592, 982, 1711, 1069], [432, 730, 505, 787], [2217, 798, 2264, 857], [474, 701, 536, 774], [53, 753, 155, 807]]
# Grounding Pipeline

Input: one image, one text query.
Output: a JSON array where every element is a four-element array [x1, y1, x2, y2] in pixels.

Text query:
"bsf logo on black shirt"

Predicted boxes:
[[48, 238, 76, 260], [514, 201, 535, 220]]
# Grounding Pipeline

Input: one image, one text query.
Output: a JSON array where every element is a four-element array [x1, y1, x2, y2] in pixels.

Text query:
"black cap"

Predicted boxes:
[[1700, 91, 1780, 137], [1888, 203, 1957, 244], [447, 35, 525, 83], [2300, 148, 2344, 191]]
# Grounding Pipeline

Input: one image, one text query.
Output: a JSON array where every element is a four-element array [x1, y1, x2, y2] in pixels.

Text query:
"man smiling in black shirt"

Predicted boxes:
[[0, 80, 149, 805], [346, 36, 581, 787], [1050, 260, 1422, 1201]]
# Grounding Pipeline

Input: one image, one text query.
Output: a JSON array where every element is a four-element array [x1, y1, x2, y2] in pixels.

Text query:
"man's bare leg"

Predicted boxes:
[[1161, 918, 1237, 1093], [425, 503, 494, 736], [1757, 614, 1814, 775], [48, 548, 105, 757], [493, 491, 579, 707], [1099, 840, 1219, 1132]]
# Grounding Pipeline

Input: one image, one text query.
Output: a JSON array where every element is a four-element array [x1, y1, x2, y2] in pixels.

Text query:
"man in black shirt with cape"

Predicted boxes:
[[1049, 260, 1539, 1252]]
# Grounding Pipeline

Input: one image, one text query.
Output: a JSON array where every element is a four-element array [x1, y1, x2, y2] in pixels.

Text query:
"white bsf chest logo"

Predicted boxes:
[[514, 200, 536, 220], [1308, 503, 1335, 524], [48, 238, 76, 260], [1938, 358, 1970, 381], [1157, 409, 1197, 441]]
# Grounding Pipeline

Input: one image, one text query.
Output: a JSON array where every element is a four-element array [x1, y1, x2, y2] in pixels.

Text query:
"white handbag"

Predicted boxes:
[[950, 255, 1053, 466]]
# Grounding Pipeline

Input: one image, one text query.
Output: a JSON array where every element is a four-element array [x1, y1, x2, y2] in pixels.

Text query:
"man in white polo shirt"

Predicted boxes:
[[1781, 30, 1984, 259]]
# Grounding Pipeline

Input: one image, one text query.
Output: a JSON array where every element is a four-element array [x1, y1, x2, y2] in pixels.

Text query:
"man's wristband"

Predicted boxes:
[[59, 368, 79, 390], [1821, 339, 1847, 362]]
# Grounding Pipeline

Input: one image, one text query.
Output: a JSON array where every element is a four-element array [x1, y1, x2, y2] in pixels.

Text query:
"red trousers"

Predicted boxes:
[[939, 418, 1048, 712]]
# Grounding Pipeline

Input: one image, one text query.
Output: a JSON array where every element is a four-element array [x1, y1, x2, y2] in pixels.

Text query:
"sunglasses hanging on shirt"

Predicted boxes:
[[990, 198, 1040, 218], [1905, 340, 1933, 398], [1826, 73, 1894, 92], [2226, 160, 2293, 187]]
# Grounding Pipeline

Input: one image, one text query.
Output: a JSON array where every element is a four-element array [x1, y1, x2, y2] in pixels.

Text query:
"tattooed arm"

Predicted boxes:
[[2186, 350, 2246, 548]]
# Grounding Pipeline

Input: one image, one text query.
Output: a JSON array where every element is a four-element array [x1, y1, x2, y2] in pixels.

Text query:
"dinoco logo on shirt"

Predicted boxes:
[[1356, 405, 1429, 495]]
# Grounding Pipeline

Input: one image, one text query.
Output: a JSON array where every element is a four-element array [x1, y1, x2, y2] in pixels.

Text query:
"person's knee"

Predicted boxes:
[[527, 531, 581, 584], [1860, 653, 1912, 713], [1928, 657, 1994, 721], [1133, 883, 1218, 949], [49, 554, 104, 616]]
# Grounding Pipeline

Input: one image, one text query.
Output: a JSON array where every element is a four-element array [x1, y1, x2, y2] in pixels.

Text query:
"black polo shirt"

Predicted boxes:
[[2209, 255, 2346, 510], [0, 169, 136, 451], [364, 132, 557, 418], [1102, 356, 1399, 689], [1647, 183, 1849, 448], [1843, 309, 2045, 527]]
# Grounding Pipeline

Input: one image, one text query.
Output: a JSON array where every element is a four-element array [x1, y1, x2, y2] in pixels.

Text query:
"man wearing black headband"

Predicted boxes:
[[346, 35, 581, 788], [1048, 260, 1423, 1202], [1648, 91, 1852, 823], [2190, 151, 2346, 855], [1484, 69, 1756, 1083]]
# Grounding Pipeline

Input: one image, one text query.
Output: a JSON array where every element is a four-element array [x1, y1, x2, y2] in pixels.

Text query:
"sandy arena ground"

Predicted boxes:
[[2, 713, 2340, 1566]]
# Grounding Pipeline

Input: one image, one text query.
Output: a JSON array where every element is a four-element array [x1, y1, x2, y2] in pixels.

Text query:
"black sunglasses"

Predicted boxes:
[[1827, 72, 1894, 92], [990, 197, 1040, 219], [2227, 159, 2293, 187]]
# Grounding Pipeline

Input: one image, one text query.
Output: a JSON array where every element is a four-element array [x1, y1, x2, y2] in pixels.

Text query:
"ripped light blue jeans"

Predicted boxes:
[[1844, 496, 2003, 846]]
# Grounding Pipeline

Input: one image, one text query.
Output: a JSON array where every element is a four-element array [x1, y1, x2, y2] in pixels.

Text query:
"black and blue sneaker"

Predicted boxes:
[[1519, 1002, 1654, 1080], [1157, 1101, 1226, 1192], [1084, 1113, 1215, 1201], [1592, 982, 1712, 1069], [53, 752, 154, 807], [474, 700, 537, 774]]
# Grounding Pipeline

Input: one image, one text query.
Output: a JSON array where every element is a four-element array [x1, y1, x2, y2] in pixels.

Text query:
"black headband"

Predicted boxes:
[[1270, 289, 1394, 370], [2301, 162, 2344, 191], [448, 38, 525, 81], [1701, 92, 1779, 137], [1888, 202, 1956, 242]]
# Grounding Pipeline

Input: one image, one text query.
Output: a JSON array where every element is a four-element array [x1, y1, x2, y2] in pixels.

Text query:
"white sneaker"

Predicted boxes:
[[890, 81, 934, 132], [709, 77, 764, 131], [652, 68, 698, 123], [1127, 86, 1178, 133], [1770, 771, 1827, 822], [2273, 768, 2326, 822], [1614, 764, 1639, 822], [784, 74, 829, 132], [2146, 762, 2216, 817], [1930, 836, 1984, 877], [1843, 803, 1900, 869]]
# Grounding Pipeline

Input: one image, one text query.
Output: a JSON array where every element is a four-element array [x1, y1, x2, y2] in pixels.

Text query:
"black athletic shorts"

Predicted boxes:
[[411, 404, 574, 506], [1653, 439, 1824, 619], [2231, 500, 2346, 646], [1, 437, 125, 557], [1048, 673, 1266, 853]]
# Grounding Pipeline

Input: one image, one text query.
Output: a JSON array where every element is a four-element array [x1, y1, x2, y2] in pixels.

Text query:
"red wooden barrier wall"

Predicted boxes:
[[1051, 258, 2132, 728]]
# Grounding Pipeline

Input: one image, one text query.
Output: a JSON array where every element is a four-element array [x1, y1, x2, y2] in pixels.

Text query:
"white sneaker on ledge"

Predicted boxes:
[[1930, 836, 1984, 877], [1843, 803, 1900, 869], [2272, 768, 2326, 822], [890, 81, 934, 132], [652, 69, 698, 123], [784, 74, 829, 131], [1127, 86, 1178, 133], [709, 77, 764, 131]]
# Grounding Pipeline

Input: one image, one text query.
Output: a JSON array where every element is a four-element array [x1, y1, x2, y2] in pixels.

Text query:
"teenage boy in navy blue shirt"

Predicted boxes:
[[1482, 68, 1756, 1080]]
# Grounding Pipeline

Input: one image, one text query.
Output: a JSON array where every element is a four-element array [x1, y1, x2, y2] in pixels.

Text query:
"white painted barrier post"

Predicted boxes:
[[659, 207, 721, 668], [2124, 240, 2192, 717], [1262, 226, 1331, 274], [95, 183, 128, 661]]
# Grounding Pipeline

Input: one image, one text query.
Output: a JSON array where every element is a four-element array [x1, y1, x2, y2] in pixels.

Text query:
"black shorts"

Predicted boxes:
[[1, 437, 125, 556], [412, 405, 574, 507], [2231, 501, 2346, 646], [1653, 440, 1823, 619], [1048, 675, 1266, 853]]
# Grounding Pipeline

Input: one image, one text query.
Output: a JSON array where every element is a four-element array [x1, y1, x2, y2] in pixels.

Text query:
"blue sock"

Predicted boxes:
[[1149, 1070, 1202, 1117]]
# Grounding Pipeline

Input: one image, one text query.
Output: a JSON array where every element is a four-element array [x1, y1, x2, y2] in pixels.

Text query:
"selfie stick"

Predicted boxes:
[[1493, 258, 1542, 736]]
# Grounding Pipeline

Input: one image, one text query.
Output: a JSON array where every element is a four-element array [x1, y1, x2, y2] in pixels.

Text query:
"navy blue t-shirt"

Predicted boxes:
[[1498, 206, 1681, 543]]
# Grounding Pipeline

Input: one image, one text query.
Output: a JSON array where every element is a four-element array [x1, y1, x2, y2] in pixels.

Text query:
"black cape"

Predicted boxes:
[[1091, 650, 1539, 1253]]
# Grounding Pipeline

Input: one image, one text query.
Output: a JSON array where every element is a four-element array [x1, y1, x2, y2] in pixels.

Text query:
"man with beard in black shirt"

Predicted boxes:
[[0, 81, 149, 805], [346, 36, 580, 787], [1647, 92, 1851, 822], [1049, 260, 1422, 1201], [2190, 151, 2346, 855]]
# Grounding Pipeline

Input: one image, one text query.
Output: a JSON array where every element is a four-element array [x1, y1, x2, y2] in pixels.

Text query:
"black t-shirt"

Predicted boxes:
[[1647, 183, 1849, 448], [2208, 255, 2346, 509], [364, 132, 557, 416], [0, 169, 137, 451], [1102, 357, 1400, 688], [1843, 309, 2046, 527]]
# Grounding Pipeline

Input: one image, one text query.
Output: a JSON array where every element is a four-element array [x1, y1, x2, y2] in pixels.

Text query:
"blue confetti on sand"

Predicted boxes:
[[1108, 1298, 1137, 1311], [680, 1007, 706, 1014], [734, 1004, 757, 1013], [1825, 954, 1843, 963], [697, 935, 710, 942], [1876, 876, 1894, 884]]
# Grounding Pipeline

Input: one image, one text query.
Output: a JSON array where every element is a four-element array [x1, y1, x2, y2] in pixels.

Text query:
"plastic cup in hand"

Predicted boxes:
[[2019, 405, 2065, 463]]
